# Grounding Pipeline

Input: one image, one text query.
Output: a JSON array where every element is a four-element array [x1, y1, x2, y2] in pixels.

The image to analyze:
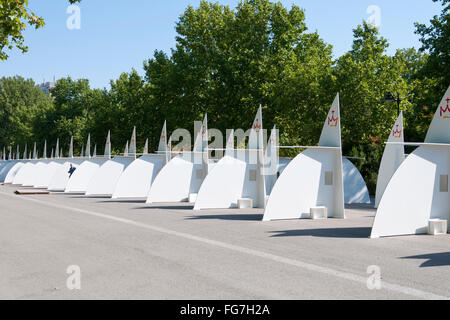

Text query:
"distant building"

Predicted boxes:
[[37, 82, 56, 94]]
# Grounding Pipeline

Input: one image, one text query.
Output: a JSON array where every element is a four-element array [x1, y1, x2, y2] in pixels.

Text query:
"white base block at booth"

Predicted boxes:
[[310, 207, 328, 220], [238, 198, 253, 209], [189, 193, 198, 203], [428, 219, 448, 236]]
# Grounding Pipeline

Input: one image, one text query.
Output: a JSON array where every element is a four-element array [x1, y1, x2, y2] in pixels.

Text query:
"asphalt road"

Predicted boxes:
[[0, 184, 448, 300]]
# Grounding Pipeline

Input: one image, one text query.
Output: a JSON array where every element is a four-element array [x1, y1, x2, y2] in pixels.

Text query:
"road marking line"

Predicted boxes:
[[0, 190, 448, 300]]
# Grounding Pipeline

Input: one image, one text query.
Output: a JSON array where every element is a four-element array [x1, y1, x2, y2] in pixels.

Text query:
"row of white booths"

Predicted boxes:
[[0, 87, 448, 239]]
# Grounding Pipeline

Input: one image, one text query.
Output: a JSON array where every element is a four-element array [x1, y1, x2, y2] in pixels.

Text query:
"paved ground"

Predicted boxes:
[[0, 184, 448, 300]]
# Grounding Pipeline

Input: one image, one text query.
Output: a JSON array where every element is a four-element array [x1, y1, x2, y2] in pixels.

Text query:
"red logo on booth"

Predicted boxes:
[[202, 125, 207, 137], [328, 110, 339, 127], [392, 124, 402, 138], [440, 98, 450, 119], [254, 119, 262, 132]]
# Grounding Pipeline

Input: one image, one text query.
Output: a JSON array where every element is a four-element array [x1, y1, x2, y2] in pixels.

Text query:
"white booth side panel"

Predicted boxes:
[[147, 156, 194, 203], [194, 156, 247, 210], [65, 159, 105, 193], [342, 158, 371, 204], [371, 146, 449, 238], [34, 161, 64, 188], [23, 161, 49, 187], [112, 156, 165, 199], [48, 161, 82, 191], [263, 149, 341, 221], [13, 162, 35, 185], [0, 162, 17, 182], [5, 162, 25, 184], [86, 158, 133, 196]]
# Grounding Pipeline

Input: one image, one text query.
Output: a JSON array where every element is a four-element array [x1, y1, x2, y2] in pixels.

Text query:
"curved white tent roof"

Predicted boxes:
[[4, 161, 26, 184], [13, 162, 36, 185], [371, 85, 450, 238], [374, 113, 405, 208], [0, 161, 18, 182], [263, 94, 345, 221]]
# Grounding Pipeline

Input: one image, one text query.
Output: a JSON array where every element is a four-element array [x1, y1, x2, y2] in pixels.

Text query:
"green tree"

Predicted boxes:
[[334, 22, 412, 192], [33, 77, 95, 156], [144, 0, 334, 151], [0, 0, 80, 60], [89, 69, 149, 154], [415, 0, 450, 95], [0, 76, 52, 150]]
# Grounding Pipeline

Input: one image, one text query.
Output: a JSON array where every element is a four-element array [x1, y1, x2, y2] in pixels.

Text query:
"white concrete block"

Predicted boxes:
[[310, 206, 328, 220], [428, 219, 448, 235], [189, 193, 198, 203], [238, 198, 253, 209]]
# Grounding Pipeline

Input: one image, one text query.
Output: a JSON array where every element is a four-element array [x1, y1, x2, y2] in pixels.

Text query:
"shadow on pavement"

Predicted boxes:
[[99, 199, 147, 204], [134, 205, 195, 210], [188, 214, 264, 221], [401, 252, 450, 268], [270, 227, 371, 239]]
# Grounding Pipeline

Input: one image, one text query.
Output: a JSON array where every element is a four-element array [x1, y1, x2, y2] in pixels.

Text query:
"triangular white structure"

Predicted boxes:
[[263, 94, 345, 221], [69, 137, 74, 158], [33, 142, 37, 159], [86, 134, 91, 158], [371, 85, 450, 238], [147, 116, 210, 204], [55, 139, 59, 158], [374, 113, 405, 208], [129, 127, 137, 157], [264, 126, 279, 196], [105, 131, 111, 159], [43, 141, 47, 159], [194, 107, 267, 210], [113, 122, 170, 199], [124, 141, 129, 157], [23, 144, 27, 161], [143, 139, 149, 155]]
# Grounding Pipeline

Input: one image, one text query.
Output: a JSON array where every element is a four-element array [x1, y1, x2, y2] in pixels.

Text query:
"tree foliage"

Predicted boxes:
[[0, 0, 80, 60]]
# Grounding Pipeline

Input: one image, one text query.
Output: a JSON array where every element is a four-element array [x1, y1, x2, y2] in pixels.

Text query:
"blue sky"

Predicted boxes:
[[0, 0, 444, 89]]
